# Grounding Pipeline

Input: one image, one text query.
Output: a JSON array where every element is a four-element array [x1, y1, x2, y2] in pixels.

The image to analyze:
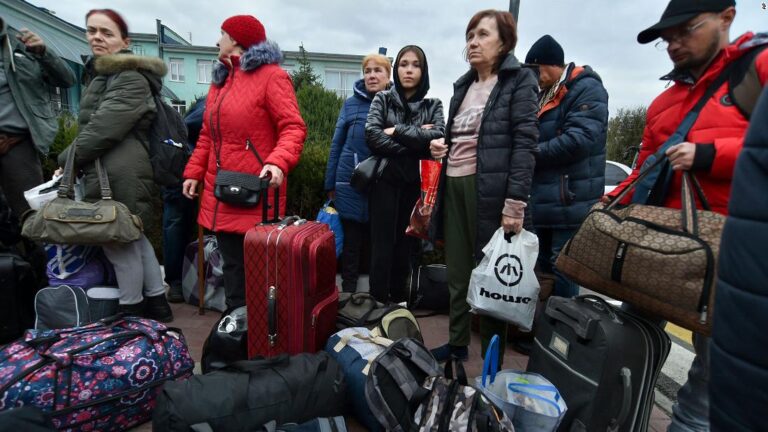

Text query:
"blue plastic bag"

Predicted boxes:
[[316, 200, 344, 257], [475, 335, 567, 432]]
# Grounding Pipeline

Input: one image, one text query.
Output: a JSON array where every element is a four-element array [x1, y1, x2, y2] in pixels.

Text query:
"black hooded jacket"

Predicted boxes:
[[431, 54, 540, 258], [365, 46, 445, 184]]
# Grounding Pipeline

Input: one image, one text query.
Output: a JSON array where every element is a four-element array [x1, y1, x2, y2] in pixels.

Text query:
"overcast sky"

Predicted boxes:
[[30, 0, 766, 116]]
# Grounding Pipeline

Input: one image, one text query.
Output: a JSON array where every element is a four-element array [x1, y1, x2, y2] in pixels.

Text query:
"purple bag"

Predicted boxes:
[[0, 317, 194, 431], [181, 235, 225, 312], [47, 251, 116, 290]]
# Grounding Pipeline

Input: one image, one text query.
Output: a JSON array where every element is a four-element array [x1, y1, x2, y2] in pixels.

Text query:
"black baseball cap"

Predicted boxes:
[[637, 0, 736, 44]]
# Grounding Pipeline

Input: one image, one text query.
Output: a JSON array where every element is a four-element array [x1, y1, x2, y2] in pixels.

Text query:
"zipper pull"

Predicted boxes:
[[245, 139, 251, 150], [615, 242, 627, 259]]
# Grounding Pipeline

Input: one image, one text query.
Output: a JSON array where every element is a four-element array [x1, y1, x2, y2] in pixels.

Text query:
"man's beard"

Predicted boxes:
[[673, 31, 722, 72]]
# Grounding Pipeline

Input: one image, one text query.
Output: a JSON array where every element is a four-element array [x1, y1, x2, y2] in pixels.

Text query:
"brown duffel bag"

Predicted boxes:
[[556, 170, 725, 335]]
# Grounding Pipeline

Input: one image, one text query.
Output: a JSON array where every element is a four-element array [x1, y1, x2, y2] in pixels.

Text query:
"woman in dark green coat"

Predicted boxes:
[[58, 9, 173, 321]]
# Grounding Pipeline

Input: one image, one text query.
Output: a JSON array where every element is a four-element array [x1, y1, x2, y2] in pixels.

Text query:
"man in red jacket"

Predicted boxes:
[[606, 0, 767, 430]]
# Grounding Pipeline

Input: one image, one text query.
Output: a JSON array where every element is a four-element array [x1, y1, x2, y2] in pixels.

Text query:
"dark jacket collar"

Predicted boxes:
[[212, 40, 283, 86], [565, 64, 603, 88], [454, 53, 523, 90]]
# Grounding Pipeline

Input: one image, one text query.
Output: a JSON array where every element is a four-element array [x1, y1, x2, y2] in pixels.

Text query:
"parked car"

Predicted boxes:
[[604, 160, 632, 194]]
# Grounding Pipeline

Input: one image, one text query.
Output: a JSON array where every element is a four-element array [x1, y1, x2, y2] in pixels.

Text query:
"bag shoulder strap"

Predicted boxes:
[[729, 41, 768, 119], [659, 58, 739, 153]]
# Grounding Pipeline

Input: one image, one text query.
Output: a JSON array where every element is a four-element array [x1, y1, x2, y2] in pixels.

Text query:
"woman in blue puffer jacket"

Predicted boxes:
[[324, 54, 391, 293]]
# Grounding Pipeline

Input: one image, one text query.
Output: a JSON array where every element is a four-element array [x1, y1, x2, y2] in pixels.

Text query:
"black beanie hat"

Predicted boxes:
[[525, 35, 564, 66]]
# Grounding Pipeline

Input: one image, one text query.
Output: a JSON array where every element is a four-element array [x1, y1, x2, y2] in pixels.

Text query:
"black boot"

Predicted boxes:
[[166, 282, 184, 303], [430, 344, 469, 362], [145, 294, 174, 323], [118, 301, 146, 318]]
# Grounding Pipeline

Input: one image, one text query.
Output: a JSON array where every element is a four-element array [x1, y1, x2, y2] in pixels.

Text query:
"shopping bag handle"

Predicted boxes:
[[481, 334, 501, 386], [507, 382, 563, 415]]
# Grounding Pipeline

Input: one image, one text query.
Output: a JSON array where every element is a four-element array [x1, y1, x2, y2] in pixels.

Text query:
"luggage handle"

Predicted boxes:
[[545, 297, 599, 340], [608, 367, 633, 432], [260, 175, 281, 225], [577, 295, 623, 325], [268, 286, 277, 347]]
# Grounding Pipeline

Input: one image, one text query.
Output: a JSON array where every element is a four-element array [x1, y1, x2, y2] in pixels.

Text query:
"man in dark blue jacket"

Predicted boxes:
[[710, 87, 768, 432], [525, 35, 609, 298], [164, 97, 204, 302]]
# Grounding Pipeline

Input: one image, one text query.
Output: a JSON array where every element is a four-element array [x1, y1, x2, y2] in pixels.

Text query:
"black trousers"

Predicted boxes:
[[216, 231, 246, 309], [368, 180, 419, 303], [340, 218, 369, 293], [0, 135, 43, 218]]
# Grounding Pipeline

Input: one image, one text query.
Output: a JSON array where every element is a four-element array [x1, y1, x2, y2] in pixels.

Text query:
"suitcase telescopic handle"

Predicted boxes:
[[260, 176, 280, 224], [268, 286, 277, 347], [545, 297, 598, 340]]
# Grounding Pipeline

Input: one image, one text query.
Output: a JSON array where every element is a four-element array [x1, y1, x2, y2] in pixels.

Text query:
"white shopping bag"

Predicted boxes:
[[24, 174, 84, 210], [467, 228, 540, 331], [24, 175, 62, 210]]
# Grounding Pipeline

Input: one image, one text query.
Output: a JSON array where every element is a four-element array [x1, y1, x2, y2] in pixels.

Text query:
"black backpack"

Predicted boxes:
[[106, 74, 192, 187], [147, 93, 192, 186], [364, 338, 440, 432]]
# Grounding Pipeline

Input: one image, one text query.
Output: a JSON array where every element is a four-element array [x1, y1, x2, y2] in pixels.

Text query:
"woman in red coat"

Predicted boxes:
[[182, 15, 306, 309]]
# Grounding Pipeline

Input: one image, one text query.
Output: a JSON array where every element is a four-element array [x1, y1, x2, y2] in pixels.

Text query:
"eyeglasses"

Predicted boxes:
[[654, 17, 712, 50]]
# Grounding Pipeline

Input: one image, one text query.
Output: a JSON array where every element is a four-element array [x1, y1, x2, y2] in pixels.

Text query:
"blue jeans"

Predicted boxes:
[[669, 334, 710, 432], [536, 228, 579, 298], [162, 186, 197, 287]]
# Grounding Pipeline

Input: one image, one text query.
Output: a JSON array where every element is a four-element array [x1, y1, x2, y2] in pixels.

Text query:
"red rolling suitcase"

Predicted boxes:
[[244, 189, 339, 358]]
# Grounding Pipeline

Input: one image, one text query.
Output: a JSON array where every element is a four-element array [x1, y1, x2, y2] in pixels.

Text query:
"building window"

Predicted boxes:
[[325, 70, 360, 98], [197, 60, 214, 84], [130, 44, 145, 56], [171, 100, 187, 115], [281, 63, 294, 73], [169, 58, 185, 82], [49, 86, 69, 114]]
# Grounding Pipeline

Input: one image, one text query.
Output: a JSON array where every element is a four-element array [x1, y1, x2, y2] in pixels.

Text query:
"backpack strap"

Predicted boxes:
[[631, 56, 744, 205], [728, 41, 768, 119]]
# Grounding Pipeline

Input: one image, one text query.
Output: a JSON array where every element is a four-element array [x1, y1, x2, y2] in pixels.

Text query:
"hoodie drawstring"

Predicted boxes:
[[4, 35, 15, 72]]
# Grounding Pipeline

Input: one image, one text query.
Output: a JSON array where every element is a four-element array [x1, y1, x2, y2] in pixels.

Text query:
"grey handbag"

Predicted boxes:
[[21, 143, 143, 245], [34, 285, 91, 330], [350, 156, 388, 193]]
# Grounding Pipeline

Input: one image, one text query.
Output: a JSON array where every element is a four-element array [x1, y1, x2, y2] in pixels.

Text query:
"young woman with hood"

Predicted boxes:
[[324, 54, 391, 293], [365, 45, 445, 304], [182, 15, 306, 309]]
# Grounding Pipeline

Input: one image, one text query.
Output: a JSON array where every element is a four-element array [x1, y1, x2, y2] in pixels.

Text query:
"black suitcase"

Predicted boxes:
[[0, 249, 39, 344], [526, 295, 670, 432]]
